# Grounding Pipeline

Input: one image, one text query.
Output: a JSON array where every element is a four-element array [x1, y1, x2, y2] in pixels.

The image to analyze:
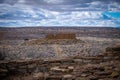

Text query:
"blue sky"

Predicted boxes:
[[0, 0, 120, 27]]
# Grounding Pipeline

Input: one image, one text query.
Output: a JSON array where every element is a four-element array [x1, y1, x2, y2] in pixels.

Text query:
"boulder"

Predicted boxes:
[[50, 66, 69, 73], [33, 72, 44, 80], [89, 75, 98, 80], [50, 66, 73, 73], [46, 76, 62, 80], [111, 71, 119, 78], [94, 71, 111, 76], [63, 74, 74, 80], [0, 68, 8, 77], [68, 66, 74, 70]]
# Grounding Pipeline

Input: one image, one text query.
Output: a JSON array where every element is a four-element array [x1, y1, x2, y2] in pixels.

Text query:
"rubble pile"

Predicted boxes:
[[0, 45, 120, 80], [104, 44, 120, 60]]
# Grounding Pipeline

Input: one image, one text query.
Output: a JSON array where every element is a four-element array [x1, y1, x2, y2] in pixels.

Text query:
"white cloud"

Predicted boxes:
[[17, 0, 26, 4], [71, 11, 103, 19], [0, 1, 120, 27], [108, 2, 120, 11], [44, 0, 64, 4], [88, 1, 102, 6]]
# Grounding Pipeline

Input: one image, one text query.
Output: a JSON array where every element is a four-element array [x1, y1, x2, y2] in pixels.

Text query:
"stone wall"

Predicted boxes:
[[45, 33, 76, 39]]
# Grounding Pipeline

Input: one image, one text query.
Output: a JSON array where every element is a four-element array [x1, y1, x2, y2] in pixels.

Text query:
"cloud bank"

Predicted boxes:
[[0, 0, 120, 27]]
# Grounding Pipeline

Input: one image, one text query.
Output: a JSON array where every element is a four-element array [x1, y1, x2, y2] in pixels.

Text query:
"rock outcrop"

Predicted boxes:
[[104, 44, 120, 60], [0, 44, 120, 80]]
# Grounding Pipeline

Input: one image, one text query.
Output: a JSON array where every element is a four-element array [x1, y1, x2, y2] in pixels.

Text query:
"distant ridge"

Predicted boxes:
[[0, 27, 120, 40]]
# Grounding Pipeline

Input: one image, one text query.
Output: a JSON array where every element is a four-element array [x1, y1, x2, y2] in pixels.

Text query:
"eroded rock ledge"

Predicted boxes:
[[0, 45, 120, 80]]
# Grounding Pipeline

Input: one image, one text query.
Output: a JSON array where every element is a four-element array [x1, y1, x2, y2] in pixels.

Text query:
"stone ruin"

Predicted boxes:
[[23, 33, 78, 45], [45, 33, 76, 39], [0, 45, 120, 80]]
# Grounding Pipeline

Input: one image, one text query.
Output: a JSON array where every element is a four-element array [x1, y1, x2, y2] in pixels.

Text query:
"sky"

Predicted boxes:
[[0, 0, 120, 27]]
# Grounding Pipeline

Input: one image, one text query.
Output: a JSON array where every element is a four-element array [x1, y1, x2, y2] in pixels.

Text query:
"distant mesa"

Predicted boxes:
[[45, 33, 76, 40]]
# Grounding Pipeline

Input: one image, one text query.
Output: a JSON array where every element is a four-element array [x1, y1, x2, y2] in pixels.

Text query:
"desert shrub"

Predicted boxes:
[[24, 38, 29, 41]]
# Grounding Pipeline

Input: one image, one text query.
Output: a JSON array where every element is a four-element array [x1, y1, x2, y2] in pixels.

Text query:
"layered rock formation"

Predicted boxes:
[[0, 45, 120, 80]]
